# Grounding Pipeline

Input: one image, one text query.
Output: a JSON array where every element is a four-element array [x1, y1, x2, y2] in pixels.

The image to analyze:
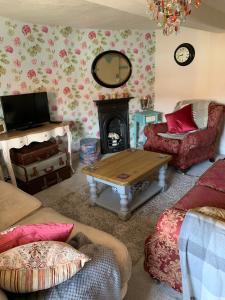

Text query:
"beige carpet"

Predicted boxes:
[[36, 164, 196, 265]]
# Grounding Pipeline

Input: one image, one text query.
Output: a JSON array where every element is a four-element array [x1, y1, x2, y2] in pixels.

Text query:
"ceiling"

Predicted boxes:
[[0, 0, 225, 32]]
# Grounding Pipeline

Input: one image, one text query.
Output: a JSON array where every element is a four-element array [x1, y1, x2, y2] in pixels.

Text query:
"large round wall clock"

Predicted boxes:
[[174, 43, 195, 66]]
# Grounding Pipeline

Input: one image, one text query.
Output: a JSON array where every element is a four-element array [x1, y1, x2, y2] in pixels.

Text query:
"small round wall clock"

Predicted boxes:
[[174, 43, 195, 66]]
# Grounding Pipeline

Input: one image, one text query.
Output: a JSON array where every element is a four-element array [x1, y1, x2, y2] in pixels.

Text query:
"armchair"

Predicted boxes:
[[144, 102, 224, 171]]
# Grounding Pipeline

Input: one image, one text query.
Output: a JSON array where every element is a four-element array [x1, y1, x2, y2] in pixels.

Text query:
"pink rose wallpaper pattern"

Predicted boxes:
[[0, 17, 155, 148]]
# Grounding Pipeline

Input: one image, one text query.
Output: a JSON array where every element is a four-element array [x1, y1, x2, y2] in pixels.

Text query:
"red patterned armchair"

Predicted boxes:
[[144, 102, 224, 171]]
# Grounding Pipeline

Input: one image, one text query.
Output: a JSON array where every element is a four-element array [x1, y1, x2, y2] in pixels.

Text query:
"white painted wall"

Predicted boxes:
[[154, 28, 225, 154]]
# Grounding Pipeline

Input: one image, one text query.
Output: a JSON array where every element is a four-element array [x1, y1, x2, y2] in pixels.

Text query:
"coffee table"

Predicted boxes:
[[82, 149, 172, 220]]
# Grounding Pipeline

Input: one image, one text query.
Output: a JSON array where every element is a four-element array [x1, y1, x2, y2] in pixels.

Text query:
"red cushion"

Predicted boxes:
[[165, 104, 198, 133], [0, 223, 74, 253], [174, 185, 225, 211], [197, 160, 225, 193]]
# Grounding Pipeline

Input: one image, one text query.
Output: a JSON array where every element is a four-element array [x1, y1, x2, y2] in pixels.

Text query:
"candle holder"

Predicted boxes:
[[140, 96, 153, 110]]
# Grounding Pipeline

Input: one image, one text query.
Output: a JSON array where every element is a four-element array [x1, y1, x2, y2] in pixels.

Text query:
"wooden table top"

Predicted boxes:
[[82, 149, 172, 186]]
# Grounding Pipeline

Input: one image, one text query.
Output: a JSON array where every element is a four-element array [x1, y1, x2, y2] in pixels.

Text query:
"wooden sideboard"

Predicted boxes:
[[0, 122, 73, 186]]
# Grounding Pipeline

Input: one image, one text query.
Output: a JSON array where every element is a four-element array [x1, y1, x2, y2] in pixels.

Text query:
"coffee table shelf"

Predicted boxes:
[[94, 180, 162, 219]]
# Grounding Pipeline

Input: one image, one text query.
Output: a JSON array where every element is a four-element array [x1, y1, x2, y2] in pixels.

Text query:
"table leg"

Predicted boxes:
[[133, 116, 138, 148], [87, 175, 97, 206], [159, 164, 167, 191], [2, 144, 17, 186], [117, 186, 131, 220], [65, 126, 74, 173]]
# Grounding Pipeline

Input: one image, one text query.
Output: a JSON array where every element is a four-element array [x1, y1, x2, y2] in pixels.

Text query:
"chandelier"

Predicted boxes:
[[146, 0, 202, 35]]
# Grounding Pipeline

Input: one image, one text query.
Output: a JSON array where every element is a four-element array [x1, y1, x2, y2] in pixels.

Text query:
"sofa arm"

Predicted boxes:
[[0, 289, 8, 300], [180, 127, 216, 153], [144, 122, 168, 138], [155, 207, 186, 245]]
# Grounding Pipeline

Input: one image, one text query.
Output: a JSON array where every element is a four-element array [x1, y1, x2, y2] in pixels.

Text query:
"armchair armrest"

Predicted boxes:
[[144, 122, 168, 138], [180, 127, 217, 153]]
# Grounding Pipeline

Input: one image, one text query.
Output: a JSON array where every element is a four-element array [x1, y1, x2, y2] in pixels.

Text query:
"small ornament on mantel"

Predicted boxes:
[[140, 95, 154, 110], [98, 93, 105, 100], [112, 92, 118, 99], [122, 88, 130, 98]]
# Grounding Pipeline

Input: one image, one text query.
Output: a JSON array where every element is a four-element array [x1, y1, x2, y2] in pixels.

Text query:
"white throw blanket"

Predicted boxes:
[[158, 129, 198, 140], [179, 210, 225, 300], [175, 99, 211, 128]]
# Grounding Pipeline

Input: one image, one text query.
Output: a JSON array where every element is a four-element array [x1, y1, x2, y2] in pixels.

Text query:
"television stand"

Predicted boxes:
[[17, 124, 43, 131], [0, 122, 73, 186]]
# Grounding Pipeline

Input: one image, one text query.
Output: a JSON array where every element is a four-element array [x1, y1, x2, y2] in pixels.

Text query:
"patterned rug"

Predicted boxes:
[[38, 167, 196, 265]]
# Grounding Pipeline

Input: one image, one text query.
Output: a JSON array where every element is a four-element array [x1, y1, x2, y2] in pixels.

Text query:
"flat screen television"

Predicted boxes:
[[1, 92, 50, 131]]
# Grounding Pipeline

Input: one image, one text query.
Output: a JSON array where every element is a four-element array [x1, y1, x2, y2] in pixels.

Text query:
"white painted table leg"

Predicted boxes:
[[2, 144, 17, 186], [159, 164, 167, 191], [65, 125, 74, 173], [117, 186, 131, 220], [87, 175, 97, 206]]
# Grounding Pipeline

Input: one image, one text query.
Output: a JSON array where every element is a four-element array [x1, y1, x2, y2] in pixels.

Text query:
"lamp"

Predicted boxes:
[[146, 0, 201, 35]]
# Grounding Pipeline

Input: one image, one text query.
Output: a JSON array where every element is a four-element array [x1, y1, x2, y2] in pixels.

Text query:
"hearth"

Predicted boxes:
[[94, 98, 132, 154]]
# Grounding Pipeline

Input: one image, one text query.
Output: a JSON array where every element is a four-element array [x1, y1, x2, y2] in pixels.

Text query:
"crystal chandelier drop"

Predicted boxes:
[[146, 0, 202, 35]]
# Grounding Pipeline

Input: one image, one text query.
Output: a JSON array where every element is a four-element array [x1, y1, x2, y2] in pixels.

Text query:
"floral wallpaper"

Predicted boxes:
[[0, 17, 155, 148]]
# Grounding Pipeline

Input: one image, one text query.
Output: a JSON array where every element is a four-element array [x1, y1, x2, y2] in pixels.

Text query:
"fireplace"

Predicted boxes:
[[94, 98, 132, 154]]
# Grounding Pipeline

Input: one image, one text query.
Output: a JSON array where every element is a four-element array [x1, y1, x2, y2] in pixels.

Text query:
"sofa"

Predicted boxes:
[[144, 159, 225, 292], [0, 180, 132, 299]]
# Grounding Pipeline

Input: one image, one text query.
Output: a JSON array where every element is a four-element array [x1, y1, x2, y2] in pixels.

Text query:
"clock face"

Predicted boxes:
[[174, 43, 195, 66]]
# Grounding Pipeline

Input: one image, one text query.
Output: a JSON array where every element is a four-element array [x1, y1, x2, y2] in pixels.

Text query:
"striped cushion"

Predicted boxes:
[[0, 241, 90, 293]]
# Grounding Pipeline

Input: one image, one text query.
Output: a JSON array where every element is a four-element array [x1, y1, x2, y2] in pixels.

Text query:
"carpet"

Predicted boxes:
[[38, 167, 196, 265], [124, 257, 182, 300]]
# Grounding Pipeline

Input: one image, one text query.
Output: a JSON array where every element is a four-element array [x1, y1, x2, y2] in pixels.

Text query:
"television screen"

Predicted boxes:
[[1, 92, 50, 131]]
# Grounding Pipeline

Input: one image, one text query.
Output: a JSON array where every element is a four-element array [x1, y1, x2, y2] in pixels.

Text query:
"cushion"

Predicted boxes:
[[174, 185, 225, 211], [0, 223, 74, 254], [0, 181, 41, 231], [192, 206, 225, 222], [16, 207, 132, 288], [0, 241, 90, 293], [197, 159, 225, 193], [165, 104, 198, 133]]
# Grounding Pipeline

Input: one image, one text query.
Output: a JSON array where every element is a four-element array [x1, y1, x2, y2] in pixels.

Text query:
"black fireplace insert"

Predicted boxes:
[[94, 98, 132, 154]]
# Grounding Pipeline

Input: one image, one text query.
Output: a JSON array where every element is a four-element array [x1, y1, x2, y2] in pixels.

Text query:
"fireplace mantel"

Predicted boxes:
[[94, 97, 134, 106]]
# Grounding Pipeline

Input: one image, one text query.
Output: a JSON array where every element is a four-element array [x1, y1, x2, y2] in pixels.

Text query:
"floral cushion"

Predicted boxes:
[[0, 241, 90, 293], [197, 159, 225, 193], [0, 223, 74, 254]]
